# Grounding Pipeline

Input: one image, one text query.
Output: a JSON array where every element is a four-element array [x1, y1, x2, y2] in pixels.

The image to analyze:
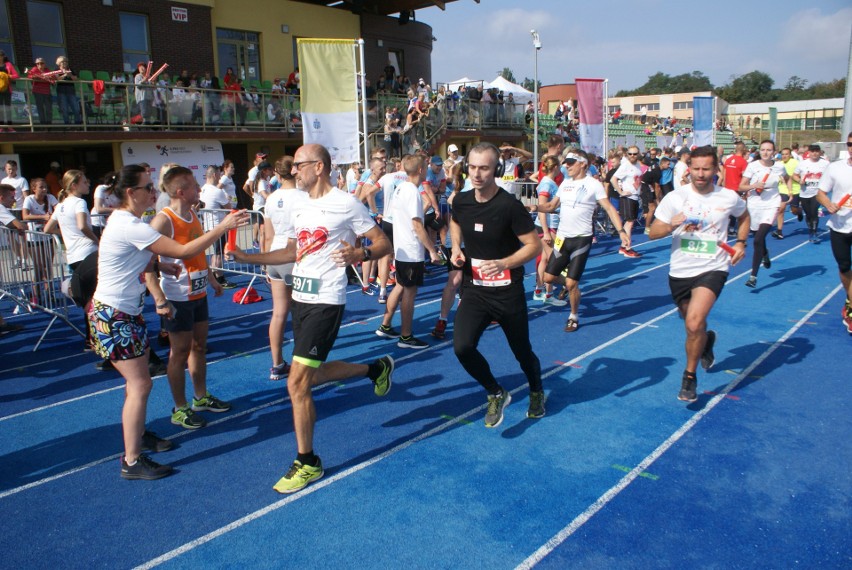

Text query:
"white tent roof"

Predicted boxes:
[[486, 76, 535, 104], [445, 77, 485, 91]]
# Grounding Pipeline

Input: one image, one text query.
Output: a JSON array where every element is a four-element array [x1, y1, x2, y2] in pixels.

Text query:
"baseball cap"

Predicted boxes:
[[447, 144, 459, 153], [430, 155, 443, 166]]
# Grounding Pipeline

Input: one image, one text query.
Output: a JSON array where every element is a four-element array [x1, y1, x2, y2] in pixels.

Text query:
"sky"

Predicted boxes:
[[415, 0, 852, 94]]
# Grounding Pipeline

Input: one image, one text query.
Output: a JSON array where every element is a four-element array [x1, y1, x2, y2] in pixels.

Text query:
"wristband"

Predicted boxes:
[[156, 302, 169, 309], [362, 247, 372, 261], [736, 239, 747, 244]]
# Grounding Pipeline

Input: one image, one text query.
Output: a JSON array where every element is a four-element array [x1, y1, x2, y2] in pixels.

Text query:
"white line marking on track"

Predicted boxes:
[[514, 284, 843, 569]]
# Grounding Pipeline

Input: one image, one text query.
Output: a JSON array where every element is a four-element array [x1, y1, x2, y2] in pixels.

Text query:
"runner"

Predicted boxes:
[[773, 147, 801, 240], [534, 151, 630, 332], [145, 166, 232, 431], [816, 132, 852, 333], [649, 145, 750, 402], [792, 144, 829, 243], [228, 144, 395, 493], [739, 140, 788, 288], [449, 142, 545, 426], [612, 146, 643, 258]]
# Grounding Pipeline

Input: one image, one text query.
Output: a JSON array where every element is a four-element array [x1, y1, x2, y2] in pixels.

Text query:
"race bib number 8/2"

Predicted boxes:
[[679, 234, 717, 258]]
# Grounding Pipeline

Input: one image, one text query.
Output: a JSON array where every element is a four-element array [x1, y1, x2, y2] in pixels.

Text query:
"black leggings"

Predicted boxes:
[[800, 196, 820, 233], [453, 284, 542, 395], [751, 223, 772, 276]]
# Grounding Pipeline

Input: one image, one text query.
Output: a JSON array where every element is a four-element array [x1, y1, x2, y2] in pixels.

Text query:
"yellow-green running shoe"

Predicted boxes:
[[273, 459, 324, 494]]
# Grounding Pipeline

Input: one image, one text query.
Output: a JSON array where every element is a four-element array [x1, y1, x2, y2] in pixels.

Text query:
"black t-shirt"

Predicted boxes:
[[451, 188, 535, 288], [641, 164, 661, 193]]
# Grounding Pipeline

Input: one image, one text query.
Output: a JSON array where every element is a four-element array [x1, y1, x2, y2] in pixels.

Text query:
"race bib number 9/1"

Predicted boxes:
[[679, 233, 717, 258], [292, 274, 321, 301], [470, 258, 511, 287]]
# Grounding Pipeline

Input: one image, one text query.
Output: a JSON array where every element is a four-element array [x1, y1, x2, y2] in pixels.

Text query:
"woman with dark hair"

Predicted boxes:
[[91, 171, 119, 237], [88, 164, 247, 480], [0, 49, 20, 130]]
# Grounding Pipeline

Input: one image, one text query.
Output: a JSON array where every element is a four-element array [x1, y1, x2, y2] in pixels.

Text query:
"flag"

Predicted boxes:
[[693, 96, 714, 147], [768, 107, 777, 142], [575, 78, 605, 157], [297, 39, 359, 165]]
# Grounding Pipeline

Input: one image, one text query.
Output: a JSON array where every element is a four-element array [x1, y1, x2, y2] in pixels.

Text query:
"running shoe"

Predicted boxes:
[[431, 319, 447, 339], [148, 360, 168, 377], [843, 306, 852, 334], [273, 458, 324, 494], [543, 295, 567, 307], [701, 330, 716, 370], [361, 286, 375, 296], [762, 253, 771, 269], [218, 279, 237, 289], [375, 324, 400, 339], [141, 430, 174, 453], [398, 335, 429, 349], [252, 240, 260, 249], [370, 355, 394, 396], [527, 391, 546, 419], [621, 247, 642, 258], [810, 235, 821, 244], [564, 318, 579, 333], [797, 209, 804, 222], [771, 230, 783, 239], [95, 359, 115, 372], [171, 406, 207, 429], [485, 390, 511, 428], [120, 454, 173, 480], [745, 276, 757, 288], [192, 392, 231, 413], [678, 372, 698, 403], [378, 293, 388, 304], [532, 289, 545, 302], [269, 362, 290, 381], [0, 322, 24, 334]]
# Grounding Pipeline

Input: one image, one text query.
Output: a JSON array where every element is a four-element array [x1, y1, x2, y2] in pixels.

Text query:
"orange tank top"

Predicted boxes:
[[159, 207, 209, 301]]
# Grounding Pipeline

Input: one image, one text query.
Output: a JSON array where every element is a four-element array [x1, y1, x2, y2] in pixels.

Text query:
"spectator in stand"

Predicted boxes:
[[286, 67, 300, 93], [223, 67, 236, 88], [0, 50, 20, 131], [27, 57, 53, 125], [134, 62, 152, 123], [55, 56, 82, 125]]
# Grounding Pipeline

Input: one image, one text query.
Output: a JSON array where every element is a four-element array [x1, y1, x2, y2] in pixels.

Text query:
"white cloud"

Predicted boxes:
[[780, 7, 852, 57], [486, 9, 554, 38]]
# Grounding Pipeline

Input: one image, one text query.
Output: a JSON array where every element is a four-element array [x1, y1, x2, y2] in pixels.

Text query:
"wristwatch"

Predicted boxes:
[[362, 247, 372, 261]]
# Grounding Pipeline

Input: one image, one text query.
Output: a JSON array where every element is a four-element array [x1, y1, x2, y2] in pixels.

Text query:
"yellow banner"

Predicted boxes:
[[297, 39, 357, 114]]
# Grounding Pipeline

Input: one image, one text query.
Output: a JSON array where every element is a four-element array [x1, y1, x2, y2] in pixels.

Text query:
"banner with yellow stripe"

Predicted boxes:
[[297, 38, 359, 165]]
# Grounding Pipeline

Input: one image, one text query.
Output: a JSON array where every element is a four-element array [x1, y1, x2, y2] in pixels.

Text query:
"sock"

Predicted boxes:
[[125, 457, 137, 467], [296, 451, 317, 466], [367, 360, 384, 380], [683, 370, 697, 379], [569, 313, 578, 321], [380, 287, 386, 296]]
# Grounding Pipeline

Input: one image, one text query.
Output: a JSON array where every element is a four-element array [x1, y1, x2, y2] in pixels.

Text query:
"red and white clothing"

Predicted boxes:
[[614, 160, 642, 201], [819, 159, 852, 234], [723, 154, 747, 192], [742, 160, 786, 229], [794, 158, 829, 199], [157, 207, 209, 302]]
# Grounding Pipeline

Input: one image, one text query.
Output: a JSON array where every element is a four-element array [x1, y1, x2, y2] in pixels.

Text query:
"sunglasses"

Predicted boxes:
[[847, 141, 852, 147], [133, 183, 155, 193], [627, 152, 639, 156]]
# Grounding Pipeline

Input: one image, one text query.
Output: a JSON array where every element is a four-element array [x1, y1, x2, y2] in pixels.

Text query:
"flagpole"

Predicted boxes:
[[712, 96, 717, 147], [357, 38, 368, 165]]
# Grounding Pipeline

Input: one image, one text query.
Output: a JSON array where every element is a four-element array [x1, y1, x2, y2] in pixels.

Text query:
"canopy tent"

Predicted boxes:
[[486, 75, 535, 105], [443, 77, 486, 92]]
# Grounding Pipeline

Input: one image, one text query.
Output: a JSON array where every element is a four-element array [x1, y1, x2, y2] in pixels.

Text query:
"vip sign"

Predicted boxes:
[[171, 7, 188, 22]]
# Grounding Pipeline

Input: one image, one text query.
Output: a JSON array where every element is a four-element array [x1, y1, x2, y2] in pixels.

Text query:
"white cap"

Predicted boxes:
[[448, 144, 459, 153]]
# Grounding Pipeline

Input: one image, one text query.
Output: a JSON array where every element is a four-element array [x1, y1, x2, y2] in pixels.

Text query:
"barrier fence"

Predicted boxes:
[[0, 225, 85, 350], [198, 209, 268, 303]]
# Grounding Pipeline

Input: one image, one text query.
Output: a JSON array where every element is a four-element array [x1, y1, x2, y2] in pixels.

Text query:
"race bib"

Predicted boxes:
[[189, 270, 208, 294], [553, 236, 564, 251], [679, 232, 717, 258], [470, 258, 511, 287], [292, 270, 321, 301]]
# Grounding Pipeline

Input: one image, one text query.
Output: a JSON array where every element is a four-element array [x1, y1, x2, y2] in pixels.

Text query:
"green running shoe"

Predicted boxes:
[[371, 355, 394, 397], [485, 390, 511, 428], [171, 406, 207, 429], [527, 391, 546, 419], [273, 458, 324, 494], [191, 392, 231, 413]]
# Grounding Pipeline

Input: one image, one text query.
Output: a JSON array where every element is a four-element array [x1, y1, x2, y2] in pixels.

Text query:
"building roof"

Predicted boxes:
[[727, 98, 844, 115], [292, 0, 464, 16]]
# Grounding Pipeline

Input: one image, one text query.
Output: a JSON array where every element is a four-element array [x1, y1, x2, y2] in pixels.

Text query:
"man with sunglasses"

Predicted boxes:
[[228, 144, 395, 494], [816, 133, 852, 333], [612, 146, 643, 257]]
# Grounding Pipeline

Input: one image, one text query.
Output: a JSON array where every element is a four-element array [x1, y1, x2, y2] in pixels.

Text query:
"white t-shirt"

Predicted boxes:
[[266, 187, 303, 252], [0, 203, 16, 226], [391, 181, 425, 263], [246, 165, 259, 184], [742, 160, 785, 209], [793, 158, 829, 199], [219, 175, 238, 208], [200, 183, 230, 227], [614, 161, 642, 201], [91, 184, 119, 227], [253, 178, 270, 210], [818, 159, 852, 234], [345, 168, 360, 194], [22, 194, 58, 242], [654, 184, 747, 278], [496, 157, 521, 197], [673, 161, 689, 187], [379, 171, 407, 224], [289, 188, 376, 305], [51, 196, 98, 264], [93, 210, 161, 315], [1, 175, 29, 207], [555, 175, 608, 238]]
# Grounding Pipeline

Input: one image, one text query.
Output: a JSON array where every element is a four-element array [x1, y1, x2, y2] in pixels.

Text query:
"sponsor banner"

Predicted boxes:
[[576, 78, 605, 157], [693, 96, 714, 147], [120, 141, 224, 186]]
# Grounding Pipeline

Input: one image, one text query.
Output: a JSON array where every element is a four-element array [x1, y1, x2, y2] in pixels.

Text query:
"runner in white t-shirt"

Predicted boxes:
[[88, 164, 247, 482], [199, 165, 235, 289], [90, 174, 120, 235], [816, 133, 852, 333], [227, 143, 394, 495], [650, 145, 750, 403], [43, 170, 99, 268], [792, 144, 830, 242], [739, 139, 788, 288], [612, 146, 643, 257], [375, 154, 440, 347], [536, 151, 630, 332], [218, 160, 238, 209]]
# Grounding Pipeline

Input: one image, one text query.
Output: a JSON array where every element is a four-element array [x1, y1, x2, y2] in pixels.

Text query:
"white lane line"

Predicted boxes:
[[514, 284, 842, 569]]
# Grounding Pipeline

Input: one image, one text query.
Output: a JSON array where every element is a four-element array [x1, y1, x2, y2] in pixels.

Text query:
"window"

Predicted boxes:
[[0, 1, 13, 61], [120, 12, 150, 73], [608, 105, 621, 113], [673, 101, 694, 110], [633, 103, 660, 112], [217, 28, 260, 83], [26, 1, 66, 65], [388, 49, 404, 79]]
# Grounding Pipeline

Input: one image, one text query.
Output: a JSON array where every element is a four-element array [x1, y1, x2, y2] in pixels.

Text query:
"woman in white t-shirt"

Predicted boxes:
[[218, 159, 238, 209], [249, 161, 273, 249], [90, 172, 119, 236], [88, 164, 248, 481], [21, 177, 58, 290], [43, 169, 99, 271]]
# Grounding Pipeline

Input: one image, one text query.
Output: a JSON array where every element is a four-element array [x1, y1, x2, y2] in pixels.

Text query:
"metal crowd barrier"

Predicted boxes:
[[198, 208, 268, 303], [0, 226, 85, 350]]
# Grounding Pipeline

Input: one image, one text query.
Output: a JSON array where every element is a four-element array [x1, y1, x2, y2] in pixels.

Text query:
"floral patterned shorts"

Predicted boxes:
[[88, 299, 149, 361]]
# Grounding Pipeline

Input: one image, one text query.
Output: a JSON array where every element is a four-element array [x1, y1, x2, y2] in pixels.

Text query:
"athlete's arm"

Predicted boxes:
[[730, 211, 751, 265], [149, 210, 247, 260], [449, 217, 465, 267], [816, 189, 840, 214], [412, 217, 439, 262], [230, 237, 296, 265]]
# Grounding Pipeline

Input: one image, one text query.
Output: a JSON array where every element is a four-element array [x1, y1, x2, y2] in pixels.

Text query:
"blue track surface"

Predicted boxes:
[[1, 223, 850, 569]]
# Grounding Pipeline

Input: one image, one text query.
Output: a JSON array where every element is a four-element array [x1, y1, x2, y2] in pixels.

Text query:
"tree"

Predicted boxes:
[[498, 67, 517, 83], [716, 71, 775, 103], [522, 77, 541, 92], [615, 70, 712, 96], [785, 75, 807, 91]]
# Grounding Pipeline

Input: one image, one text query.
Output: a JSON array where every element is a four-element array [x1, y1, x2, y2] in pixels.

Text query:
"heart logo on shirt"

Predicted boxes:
[[296, 227, 329, 262]]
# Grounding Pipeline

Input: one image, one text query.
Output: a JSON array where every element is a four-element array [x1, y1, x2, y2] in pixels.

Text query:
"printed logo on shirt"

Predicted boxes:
[[296, 226, 329, 262]]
